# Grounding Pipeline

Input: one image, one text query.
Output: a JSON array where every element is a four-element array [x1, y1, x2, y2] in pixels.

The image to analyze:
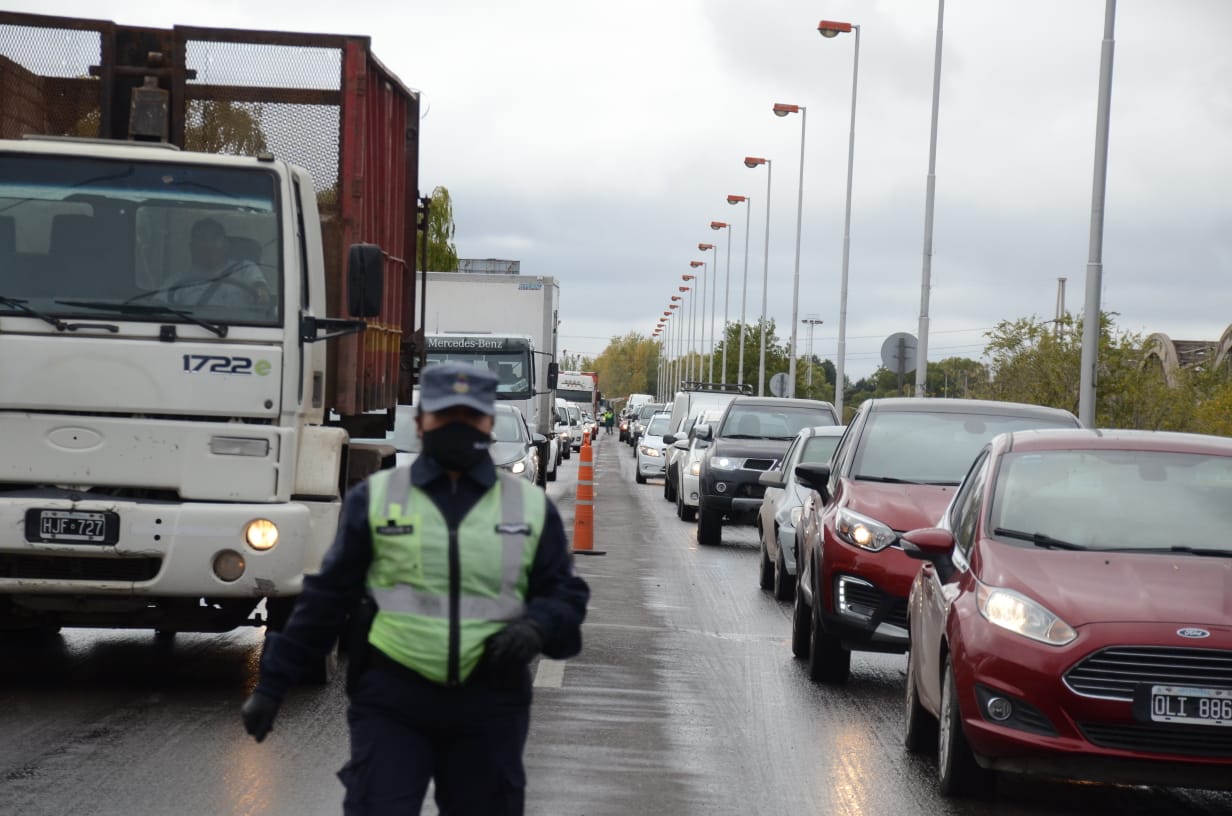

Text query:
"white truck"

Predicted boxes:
[[419, 269, 560, 486], [0, 14, 421, 639]]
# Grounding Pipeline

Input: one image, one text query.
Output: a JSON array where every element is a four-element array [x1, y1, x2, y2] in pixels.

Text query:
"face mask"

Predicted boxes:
[[422, 422, 492, 472]]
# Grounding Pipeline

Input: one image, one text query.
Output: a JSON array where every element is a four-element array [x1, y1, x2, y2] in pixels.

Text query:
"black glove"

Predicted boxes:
[[241, 690, 281, 743], [482, 618, 543, 670]]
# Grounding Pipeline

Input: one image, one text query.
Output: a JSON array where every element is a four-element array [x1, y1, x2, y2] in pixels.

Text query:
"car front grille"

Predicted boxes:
[[0, 554, 161, 582], [1065, 647, 1232, 701], [1078, 721, 1232, 758]]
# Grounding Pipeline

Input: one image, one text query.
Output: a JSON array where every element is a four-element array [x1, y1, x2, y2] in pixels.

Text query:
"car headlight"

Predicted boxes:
[[976, 581, 1077, 645], [789, 506, 803, 528], [690, 460, 701, 476], [510, 461, 527, 474], [710, 456, 740, 470], [833, 507, 897, 552], [639, 446, 662, 457]]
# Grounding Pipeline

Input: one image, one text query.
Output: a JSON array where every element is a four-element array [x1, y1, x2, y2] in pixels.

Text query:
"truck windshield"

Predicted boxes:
[[424, 337, 533, 400], [0, 154, 281, 328]]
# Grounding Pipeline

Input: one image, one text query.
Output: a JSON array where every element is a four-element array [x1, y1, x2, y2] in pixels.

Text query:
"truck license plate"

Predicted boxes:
[[24, 509, 119, 544], [1149, 685, 1232, 727]]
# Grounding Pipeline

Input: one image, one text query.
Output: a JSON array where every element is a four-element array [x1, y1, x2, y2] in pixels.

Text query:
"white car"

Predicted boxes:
[[491, 404, 540, 482], [673, 408, 726, 521], [553, 398, 573, 461], [755, 424, 845, 601], [635, 411, 672, 484]]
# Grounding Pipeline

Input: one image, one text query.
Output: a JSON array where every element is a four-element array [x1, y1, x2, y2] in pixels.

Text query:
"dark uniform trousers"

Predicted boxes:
[[340, 650, 532, 816]]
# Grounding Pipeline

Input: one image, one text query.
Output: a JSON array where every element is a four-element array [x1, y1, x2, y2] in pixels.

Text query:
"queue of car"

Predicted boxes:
[[625, 386, 1232, 798]]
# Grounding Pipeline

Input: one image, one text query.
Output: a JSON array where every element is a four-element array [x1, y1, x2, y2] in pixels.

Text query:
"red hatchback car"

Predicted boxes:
[[791, 398, 1080, 684], [903, 429, 1232, 796]]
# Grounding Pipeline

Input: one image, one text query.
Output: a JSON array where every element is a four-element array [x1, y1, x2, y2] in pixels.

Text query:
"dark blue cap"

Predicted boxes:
[[418, 361, 498, 416]]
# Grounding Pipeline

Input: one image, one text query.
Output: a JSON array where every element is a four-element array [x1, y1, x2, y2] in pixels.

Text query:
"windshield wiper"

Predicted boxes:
[[993, 527, 1089, 551], [55, 299, 227, 338], [855, 475, 912, 484], [1109, 545, 1232, 559], [0, 295, 68, 330], [722, 433, 766, 439]]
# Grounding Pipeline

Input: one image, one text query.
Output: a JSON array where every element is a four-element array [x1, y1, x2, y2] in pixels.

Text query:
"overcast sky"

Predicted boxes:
[[9, 0, 1232, 378]]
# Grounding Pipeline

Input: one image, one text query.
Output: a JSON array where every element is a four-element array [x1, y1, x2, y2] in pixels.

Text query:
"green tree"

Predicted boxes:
[[184, 100, 268, 155], [592, 332, 661, 397], [423, 185, 459, 272]]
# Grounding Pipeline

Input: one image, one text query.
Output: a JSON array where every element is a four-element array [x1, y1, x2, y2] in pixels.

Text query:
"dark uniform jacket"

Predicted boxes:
[[256, 454, 590, 700]]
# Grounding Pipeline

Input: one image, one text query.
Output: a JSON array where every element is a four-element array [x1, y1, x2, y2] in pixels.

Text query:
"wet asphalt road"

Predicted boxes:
[[2, 436, 1231, 815]]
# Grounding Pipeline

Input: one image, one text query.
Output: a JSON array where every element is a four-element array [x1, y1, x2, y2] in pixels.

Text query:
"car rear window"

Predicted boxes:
[[720, 405, 833, 440], [853, 410, 1078, 485]]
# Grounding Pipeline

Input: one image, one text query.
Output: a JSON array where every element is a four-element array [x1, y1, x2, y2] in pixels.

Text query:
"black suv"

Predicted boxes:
[[696, 396, 838, 546]]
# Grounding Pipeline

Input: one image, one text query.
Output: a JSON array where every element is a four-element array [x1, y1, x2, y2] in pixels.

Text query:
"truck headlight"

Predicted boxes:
[[976, 581, 1076, 645], [833, 507, 896, 552], [211, 436, 271, 457], [245, 519, 279, 551]]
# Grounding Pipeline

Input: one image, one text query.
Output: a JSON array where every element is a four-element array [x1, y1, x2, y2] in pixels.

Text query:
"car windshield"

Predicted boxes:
[[0, 154, 280, 327], [492, 411, 527, 443], [989, 449, 1232, 553], [852, 410, 1077, 485], [720, 405, 833, 440], [646, 415, 670, 436], [801, 435, 841, 465]]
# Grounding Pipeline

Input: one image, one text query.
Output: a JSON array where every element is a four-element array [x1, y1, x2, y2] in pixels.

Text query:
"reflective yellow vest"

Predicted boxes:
[[365, 467, 544, 685]]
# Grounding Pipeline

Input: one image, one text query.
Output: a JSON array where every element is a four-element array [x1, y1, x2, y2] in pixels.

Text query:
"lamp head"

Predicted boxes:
[[727, 195, 746, 205], [698, 243, 714, 251], [710, 221, 728, 230], [818, 19, 853, 38], [682, 273, 695, 280], [744, 156, 767, 168], [773, 103, 799, 118], [689, 261, 704, 268]]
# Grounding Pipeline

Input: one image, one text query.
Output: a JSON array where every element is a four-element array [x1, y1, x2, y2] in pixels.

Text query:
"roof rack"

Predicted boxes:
[[679, 381, 753, 395]]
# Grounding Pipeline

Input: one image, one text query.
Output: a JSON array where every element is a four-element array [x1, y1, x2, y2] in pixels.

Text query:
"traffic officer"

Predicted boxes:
[[241, 361, 590, 815]]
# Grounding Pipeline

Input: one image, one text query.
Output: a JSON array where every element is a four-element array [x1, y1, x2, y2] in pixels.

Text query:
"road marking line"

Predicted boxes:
[[533, 658, 566, 688]]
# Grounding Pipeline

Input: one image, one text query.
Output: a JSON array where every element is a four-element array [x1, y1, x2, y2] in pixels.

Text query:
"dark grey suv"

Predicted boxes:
[[696, 396, 839, 546]]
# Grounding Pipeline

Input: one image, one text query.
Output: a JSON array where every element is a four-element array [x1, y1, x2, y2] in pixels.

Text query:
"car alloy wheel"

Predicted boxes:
[[938, 657, 993, 797], [904, 646, 938, 754], [807, 592, 851, 684]]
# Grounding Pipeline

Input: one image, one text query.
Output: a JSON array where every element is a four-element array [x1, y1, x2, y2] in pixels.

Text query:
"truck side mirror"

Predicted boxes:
[[547, 362, 559, 389], [347, 243, 384, 318]]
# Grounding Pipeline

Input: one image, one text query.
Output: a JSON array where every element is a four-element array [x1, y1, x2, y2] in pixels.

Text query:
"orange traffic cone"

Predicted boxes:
[[573, 433, 606, 556]]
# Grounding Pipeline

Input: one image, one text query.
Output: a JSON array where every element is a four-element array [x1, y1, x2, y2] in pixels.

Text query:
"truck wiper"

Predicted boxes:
[[0, 295, 68, 331], [993, 527, 1089, 551], [54, 299, 228, 338]]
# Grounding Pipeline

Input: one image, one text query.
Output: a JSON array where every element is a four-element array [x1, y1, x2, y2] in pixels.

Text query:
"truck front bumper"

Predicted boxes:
[[0, 489, 339, 599]]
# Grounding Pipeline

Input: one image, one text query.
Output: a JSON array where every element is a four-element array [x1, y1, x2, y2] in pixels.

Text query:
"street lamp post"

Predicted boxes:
[[744, 157, 773, 396], [688, 265, 704, 382], [710, 221, 731, 382], [1078, 0, 1118, 427], [916, 0, 946, 397], [818, 19, 859, 419], [697, 245, 716, 381], [727, 195, 751, 386], [774, 103, 807, 398], [801, 316, 823, 398]]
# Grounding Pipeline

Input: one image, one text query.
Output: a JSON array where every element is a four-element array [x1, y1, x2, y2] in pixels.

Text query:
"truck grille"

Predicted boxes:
[[1065, 647, 1232, 701], [1079, 721, 1232, 758], [0, 554, 161, 582]]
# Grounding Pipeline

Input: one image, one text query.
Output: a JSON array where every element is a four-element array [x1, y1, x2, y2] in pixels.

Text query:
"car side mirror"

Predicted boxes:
[[672, 439, 690, 450], [758, 470, 786, 489], [694, 424, 713, 442], [901, 527, 958, 581], [346, 243, 384, 317], [662, 434, 676, 445], [532, 433, 548, 445], [793, 463, 831, 503]]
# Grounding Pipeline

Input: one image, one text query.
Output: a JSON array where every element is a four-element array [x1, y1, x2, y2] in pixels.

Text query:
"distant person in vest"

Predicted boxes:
[[241, 361, 590, 815]]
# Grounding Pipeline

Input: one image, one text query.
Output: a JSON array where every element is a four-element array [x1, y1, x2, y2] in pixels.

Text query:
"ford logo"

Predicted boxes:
[[1177, 628, 1210, 639]]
